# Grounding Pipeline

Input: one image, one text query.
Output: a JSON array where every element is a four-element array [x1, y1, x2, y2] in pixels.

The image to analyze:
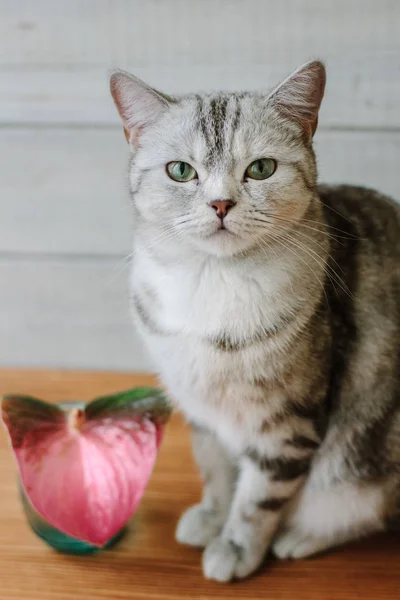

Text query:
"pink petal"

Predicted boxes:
[[14, 417, 159, 546]]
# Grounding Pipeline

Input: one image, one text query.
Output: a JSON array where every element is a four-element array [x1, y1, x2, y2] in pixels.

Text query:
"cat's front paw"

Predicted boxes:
[[202, 536, 264, 582], [272, 528, 331, 559], [176, 504, 224, 548]]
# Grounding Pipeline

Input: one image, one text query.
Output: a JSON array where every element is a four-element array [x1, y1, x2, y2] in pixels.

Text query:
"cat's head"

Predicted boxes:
[[110, 61, 325, 258]]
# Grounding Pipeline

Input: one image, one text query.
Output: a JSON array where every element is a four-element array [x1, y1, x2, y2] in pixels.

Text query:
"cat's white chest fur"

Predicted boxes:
[[132, 247, 296, 452], [133, 246, 290, 338]]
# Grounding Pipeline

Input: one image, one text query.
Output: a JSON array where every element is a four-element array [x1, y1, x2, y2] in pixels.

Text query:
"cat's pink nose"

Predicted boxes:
[[209, 200, 235, 220]]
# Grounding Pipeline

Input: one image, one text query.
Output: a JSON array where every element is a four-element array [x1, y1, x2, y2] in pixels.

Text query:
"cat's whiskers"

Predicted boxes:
[[318, 198, 354, 225], [290, 235, 350, 300], [269, 227, 351, 302], [265, 229, 331, 308], [249, 212, 352, 299], [253, 232, 296, 301], [107, 251, 135, 285], [255, 210, 359, 240], [267, 220, 349, 283], [172, 215, 200, 234], [148, 227, 185, 249], [106, 228, 183, 285], [274, 226, 352, 300], [245, 213, 330, 302]]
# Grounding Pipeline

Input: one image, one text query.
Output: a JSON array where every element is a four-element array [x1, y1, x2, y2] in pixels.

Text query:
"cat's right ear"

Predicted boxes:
[[110, 70, 171, 146]]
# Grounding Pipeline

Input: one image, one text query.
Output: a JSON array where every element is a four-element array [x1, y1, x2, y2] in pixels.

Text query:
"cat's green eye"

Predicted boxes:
[[245, 158, 276, 181], [166, 161, 197, 183]]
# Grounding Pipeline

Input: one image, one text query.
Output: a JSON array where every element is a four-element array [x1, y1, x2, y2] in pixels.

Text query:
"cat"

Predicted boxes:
[[110, 61, 400, 582]]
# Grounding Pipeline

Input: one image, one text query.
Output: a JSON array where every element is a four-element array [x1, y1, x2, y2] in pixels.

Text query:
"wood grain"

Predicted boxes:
[[0, 369, 399, 600]]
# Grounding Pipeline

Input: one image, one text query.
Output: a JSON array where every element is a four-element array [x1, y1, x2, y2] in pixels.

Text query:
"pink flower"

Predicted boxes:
[[2, 388, 171, 546]]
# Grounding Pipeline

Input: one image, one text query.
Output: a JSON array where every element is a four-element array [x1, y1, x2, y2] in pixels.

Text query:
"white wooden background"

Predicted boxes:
[[1, 0, 399, 371]]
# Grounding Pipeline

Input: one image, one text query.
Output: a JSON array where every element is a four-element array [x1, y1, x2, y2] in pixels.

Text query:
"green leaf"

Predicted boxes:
[[85, 386, 172, 425], [1, 395, 65, 450]]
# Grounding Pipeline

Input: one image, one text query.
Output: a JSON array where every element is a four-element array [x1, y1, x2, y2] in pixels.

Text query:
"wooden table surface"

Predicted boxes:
[[0, 369, 399, 600]]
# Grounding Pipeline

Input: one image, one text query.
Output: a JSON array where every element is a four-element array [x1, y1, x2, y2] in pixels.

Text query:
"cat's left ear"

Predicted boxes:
[[268, 60, 326, 140], [110, 70, 172, 146]]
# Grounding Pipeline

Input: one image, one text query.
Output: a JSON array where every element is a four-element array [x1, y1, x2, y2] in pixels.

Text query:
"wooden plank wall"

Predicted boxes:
[[0, 0, 399, 370]]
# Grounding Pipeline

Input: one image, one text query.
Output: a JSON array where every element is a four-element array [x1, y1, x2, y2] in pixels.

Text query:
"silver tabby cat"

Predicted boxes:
[[110, 61, 400, 582]]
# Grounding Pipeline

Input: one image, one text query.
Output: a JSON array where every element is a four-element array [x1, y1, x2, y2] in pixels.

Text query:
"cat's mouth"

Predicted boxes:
[[205, 226, 233, 241], [215, 221, 233, 234], [214, 226, 232, 235], [201, 220, 240, 245]]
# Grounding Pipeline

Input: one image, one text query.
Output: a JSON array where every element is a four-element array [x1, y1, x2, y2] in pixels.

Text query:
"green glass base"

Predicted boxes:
[[20, 486, 126, 555]]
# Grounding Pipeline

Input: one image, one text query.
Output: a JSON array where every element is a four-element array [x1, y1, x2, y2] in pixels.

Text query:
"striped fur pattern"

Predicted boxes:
[[110, 61, 400, 582]]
